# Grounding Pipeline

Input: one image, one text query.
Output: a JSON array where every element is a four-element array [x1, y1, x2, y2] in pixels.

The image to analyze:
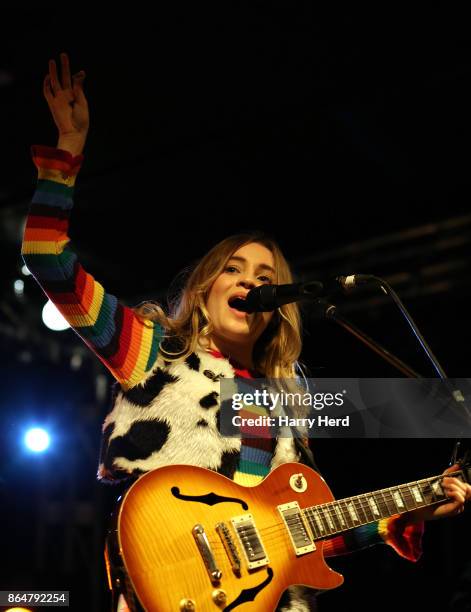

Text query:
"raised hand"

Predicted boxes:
[[43, 52, 89, 156]]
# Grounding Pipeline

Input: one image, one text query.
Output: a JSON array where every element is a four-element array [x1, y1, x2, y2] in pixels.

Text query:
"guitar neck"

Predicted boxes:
[[304, 467, 469, 540]]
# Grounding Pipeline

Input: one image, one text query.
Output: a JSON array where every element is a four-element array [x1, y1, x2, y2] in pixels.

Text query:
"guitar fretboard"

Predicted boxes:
[[303, 470, 464, 540]]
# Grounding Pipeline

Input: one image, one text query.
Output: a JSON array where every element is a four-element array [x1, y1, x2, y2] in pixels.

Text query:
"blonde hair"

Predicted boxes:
[[134, 232, 302, 378]]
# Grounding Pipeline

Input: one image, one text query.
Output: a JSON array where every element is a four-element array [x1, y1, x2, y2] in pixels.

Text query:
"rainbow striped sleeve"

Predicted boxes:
[[322, 515, 423, 562], [21, 145, 163, 390]]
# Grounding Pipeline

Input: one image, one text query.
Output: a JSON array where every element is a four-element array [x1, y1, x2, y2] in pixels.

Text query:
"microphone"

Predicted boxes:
[[231, 275, 374, 313]]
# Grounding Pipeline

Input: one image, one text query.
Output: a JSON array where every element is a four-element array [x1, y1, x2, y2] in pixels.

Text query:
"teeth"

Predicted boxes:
[[229, 297, 247, 311]]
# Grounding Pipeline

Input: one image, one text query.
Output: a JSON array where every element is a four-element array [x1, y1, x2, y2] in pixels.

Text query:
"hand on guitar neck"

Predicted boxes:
[[403, 463, 471, 523]]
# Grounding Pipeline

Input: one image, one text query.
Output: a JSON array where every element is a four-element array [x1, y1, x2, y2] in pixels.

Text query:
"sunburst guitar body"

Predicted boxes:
[[116, 461, 470, 611]]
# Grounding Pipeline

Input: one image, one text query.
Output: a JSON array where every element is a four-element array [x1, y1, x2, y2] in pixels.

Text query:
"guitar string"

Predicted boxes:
[[193, 471, 465, 559], [206, 489, 443, 553], [202, 474, 454, 548], [206, 482, 456, 554], [205, 498, 445, 553], [144, 472, 460, 557], [253, 471, 458, 538]]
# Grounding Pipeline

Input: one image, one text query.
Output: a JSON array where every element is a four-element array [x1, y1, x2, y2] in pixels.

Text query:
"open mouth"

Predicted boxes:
[[228, 296, 248, 312]]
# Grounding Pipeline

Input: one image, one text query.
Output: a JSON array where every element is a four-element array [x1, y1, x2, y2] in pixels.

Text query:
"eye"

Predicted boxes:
[[258, 275, 273, 284], [225, 265, 240, 274]]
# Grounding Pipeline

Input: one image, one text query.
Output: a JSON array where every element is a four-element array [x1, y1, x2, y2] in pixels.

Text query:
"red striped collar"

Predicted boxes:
[[208, 349, 257, 379]]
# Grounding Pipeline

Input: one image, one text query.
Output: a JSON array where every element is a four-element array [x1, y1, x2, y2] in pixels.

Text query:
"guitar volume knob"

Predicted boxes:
[[212, 589, 227, 607], [180, 599, 196, 611]]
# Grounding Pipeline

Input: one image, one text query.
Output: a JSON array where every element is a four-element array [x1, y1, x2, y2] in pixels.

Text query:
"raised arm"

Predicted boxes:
[[22, 54, 163, 389]]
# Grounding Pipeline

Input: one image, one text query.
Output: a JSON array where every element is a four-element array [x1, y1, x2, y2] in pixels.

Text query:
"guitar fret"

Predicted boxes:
[[339, 499, 354, 529], [332, 504, 344, 531], [362, 493, 376, 523], [333, 503, 347, 529], [419, 482, 433, 505], [386, 487, 401, 514], [318, 507, 334, 535], [305, 509, 321, 539], [311, 510, 322, 539], [311, 508, 326, 535], [421, 478, 443, 505], [391, 487, 406, 511], [334, 500, 350, 531], [345, 498, 360, 524], [305, 469, 467, 542], [367, 494, 381, 518], [398, 483, 418, 511], [322, 505, 336, 532], [351, 496, 367, 524], [375, 490, 391, 518], [329, 502, 346, 530], [410, 482, 425, 506], [430, 478, 445, 500], [360, 494, 375, 522]]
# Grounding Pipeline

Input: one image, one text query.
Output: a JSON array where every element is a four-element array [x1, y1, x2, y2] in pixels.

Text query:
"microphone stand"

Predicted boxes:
[[365, 276, 471, 465], [366, 277, 448, 377], [314, 275, 471, 465], [312, 299, 422, 378]]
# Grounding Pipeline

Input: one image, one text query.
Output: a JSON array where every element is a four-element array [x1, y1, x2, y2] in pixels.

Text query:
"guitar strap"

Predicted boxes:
[[291, 428, 320, 474], [105, 499, 145, 612]]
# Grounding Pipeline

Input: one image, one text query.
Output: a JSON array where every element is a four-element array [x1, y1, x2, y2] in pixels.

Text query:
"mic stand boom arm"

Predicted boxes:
[[312, 299, 423, 379]]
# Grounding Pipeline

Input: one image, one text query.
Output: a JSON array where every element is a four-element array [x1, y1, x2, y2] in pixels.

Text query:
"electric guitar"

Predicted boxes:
[[115, 462, 470, 611]]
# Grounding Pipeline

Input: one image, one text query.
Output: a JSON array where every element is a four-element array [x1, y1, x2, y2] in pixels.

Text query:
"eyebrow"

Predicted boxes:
[[228, 255, 276, 275]]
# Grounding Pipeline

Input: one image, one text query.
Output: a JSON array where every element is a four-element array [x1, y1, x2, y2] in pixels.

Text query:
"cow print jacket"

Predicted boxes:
[[97, 348, 313, 484]]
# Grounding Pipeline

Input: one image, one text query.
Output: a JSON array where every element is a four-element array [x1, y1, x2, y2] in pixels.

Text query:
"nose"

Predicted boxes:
[[237, 277, 257, 290]]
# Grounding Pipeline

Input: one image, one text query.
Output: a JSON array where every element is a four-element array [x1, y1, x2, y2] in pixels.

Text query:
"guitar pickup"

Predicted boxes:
[[278, 502, 315, 556], [231, 513, 268, 570]]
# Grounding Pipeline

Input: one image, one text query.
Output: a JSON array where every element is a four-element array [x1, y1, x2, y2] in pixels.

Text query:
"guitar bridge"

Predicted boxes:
[[216, 522, 241, 576], [231, 514, 268, 570], [192, 524, 222, 585]]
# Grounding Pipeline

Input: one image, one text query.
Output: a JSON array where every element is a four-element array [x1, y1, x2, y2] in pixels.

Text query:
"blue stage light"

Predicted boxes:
[[24, 428, 50, 453]]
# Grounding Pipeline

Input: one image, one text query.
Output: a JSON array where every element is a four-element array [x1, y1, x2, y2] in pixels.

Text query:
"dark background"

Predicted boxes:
[[1, 6, 470, 611]]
